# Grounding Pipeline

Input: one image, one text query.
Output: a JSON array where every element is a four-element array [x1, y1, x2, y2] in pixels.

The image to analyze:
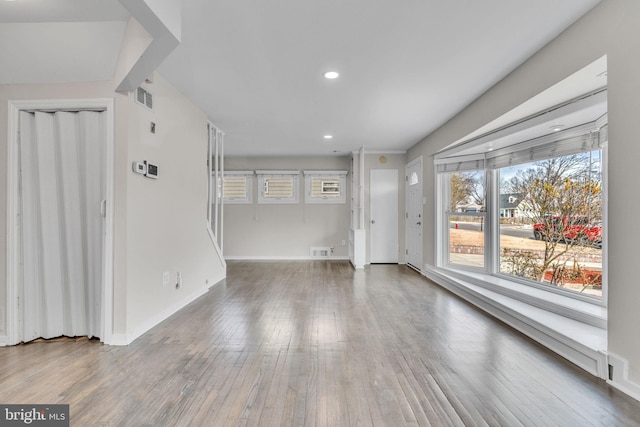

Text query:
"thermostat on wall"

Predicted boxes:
[[145, 161, 158, 179]]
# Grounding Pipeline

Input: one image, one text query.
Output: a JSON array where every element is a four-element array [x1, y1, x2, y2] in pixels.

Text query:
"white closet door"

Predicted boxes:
[[370, 169, 399, 263], [18, 110, 105, 341], [79, 111, 106, 339]]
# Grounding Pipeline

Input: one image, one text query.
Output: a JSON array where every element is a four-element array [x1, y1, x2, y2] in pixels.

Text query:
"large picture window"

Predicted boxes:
[[436, 92, 607, 301]]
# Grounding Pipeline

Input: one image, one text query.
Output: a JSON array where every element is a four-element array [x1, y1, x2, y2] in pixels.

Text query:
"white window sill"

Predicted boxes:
[[423, 265, 608, 379]]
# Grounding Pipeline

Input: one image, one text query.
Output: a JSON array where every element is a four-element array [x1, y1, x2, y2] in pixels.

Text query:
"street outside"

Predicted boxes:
[[450, 221, 533, 239], [448, 221, 602, 296]]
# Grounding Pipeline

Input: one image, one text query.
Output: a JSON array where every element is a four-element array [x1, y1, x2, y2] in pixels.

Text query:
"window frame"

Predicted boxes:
[[303, 170, 348, 204]]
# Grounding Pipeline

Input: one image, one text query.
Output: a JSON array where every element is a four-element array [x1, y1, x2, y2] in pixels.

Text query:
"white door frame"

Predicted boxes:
[[405, 156, 423, 271], [6, 99, 115, 345]]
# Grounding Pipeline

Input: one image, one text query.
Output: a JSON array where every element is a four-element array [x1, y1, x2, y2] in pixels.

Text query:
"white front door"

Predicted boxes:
[[406, 157, 423, 271], [370, 169, 398, 263]]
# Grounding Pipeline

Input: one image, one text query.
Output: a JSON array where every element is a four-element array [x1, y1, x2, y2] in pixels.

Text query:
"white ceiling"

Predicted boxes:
[[0, 0, 129, 23], [0, 0, 129, 83], [0, 0, 603, 157]]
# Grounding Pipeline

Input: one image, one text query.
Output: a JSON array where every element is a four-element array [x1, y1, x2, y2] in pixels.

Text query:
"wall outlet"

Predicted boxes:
[[341, 240, 346, 246], [162, 272, 170, 286]]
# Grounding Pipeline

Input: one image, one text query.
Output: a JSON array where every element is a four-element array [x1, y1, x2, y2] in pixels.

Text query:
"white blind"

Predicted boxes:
[[223, 176, 247, 199], [436, 112, 607, 173], [264, 177, 293, 198], [222, 170, 252, 203], [256, 170, 299, 203], [486, 131, 601, 169], [436, 157, 485, 173]]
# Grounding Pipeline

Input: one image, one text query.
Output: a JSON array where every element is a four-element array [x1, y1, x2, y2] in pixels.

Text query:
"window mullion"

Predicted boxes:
[[486, 169, 500, 275]]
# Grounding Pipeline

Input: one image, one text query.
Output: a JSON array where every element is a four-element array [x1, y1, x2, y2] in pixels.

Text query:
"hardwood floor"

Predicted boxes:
[[1, 261, 639, 426]]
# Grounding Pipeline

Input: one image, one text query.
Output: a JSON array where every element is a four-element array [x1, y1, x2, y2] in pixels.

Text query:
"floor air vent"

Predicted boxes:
[[310, 247, 332, 258]]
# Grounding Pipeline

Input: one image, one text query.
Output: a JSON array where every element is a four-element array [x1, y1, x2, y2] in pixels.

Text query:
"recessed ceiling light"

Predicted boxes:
[[323, 135, 333, 139], [324, 71, 339, 79], [551, 125, 565, 132]]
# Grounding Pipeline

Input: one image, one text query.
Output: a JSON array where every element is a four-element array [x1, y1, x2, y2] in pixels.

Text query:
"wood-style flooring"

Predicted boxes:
[[1, 261, 639, 426]]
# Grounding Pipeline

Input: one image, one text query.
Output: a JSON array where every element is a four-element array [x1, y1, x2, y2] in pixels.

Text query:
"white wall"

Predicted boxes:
[[123, 72, 224, 340], [223, 156, 351, 259], [407, 0, 640, 393]]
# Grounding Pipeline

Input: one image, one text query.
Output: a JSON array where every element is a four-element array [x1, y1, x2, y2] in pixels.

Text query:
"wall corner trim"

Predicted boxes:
[[607, 352, 640, 403]]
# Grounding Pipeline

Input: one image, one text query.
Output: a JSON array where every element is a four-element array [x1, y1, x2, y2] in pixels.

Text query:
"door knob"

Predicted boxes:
[[371, 220, 376, 224], [417, 222, 421, 225]]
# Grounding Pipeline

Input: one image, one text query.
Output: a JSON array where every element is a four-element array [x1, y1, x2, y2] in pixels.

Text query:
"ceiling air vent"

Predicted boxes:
[[136, 86, 153, 110]]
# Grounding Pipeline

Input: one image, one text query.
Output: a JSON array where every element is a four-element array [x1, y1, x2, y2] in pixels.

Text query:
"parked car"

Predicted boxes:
[[533, 215, 602, 247]]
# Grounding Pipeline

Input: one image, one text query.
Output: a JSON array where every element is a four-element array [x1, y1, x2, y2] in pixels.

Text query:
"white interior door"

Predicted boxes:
[[370, 169, 398, 263], [406, 158, 423, 271], [18, 110, 105, 342]]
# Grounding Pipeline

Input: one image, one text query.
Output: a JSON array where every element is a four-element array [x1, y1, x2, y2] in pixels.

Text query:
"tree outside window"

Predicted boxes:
[[499, 151, 602, 296]]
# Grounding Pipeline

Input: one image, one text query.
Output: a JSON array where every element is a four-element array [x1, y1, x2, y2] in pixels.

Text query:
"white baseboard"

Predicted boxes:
[[225, 256, 350, 261], [109, 333, 130, 346], [108, 274, 225, 346], [608, 353, 640, 402], [0, 335, 8, 346]]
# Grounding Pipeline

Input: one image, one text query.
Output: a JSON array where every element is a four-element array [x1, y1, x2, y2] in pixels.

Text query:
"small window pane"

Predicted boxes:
[[447, 171, 485, 269], [449, 216, 485, 268], [499, 151, 603, 297], [409, 172, 419, 186]]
